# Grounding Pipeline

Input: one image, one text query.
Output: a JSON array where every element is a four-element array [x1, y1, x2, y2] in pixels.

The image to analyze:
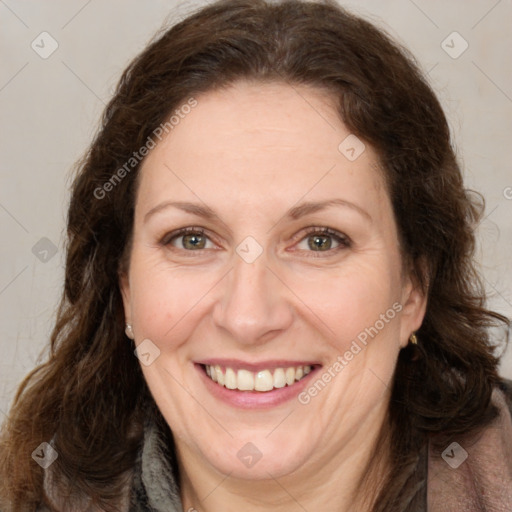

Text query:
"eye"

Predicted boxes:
[[161, 227, 216, 251], [160, 226, 351, 257], [294, 227, 351, 256]]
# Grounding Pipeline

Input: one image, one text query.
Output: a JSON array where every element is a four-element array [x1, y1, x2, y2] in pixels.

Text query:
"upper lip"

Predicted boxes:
[[195, 359, 321, 372]]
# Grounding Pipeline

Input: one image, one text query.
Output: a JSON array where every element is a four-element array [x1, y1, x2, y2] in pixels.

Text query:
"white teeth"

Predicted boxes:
[[273, 368, 286, 388], [237, 369, 255, 390], [255, 370, 273, 391], [214, 365, 224, 386], [204, 364, 313, 392], [285, 367, 295, 385], [225, 368, 237, 389]]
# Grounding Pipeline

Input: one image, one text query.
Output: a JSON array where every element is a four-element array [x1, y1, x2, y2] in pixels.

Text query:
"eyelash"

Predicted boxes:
[[159, 226, 351, 258]]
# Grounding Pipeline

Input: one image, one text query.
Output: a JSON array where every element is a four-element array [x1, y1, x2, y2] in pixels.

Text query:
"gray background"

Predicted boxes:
[[1, 0, 511, 418]]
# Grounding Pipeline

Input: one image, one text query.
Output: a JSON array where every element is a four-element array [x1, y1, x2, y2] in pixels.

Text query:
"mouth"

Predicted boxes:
[[195, 359, 322, 409], [203, 363, 313, 391]]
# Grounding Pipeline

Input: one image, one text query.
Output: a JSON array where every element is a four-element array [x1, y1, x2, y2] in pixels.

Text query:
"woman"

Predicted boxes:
[[1, 0, 511, 510]]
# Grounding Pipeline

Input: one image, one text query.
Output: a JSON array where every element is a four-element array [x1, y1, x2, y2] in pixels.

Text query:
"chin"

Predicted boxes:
[[200, 434, 313, 480]]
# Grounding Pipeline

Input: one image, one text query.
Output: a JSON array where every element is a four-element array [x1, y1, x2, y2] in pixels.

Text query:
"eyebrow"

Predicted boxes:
[[287, 198, 372, 222], [143, 198, 372, 225]]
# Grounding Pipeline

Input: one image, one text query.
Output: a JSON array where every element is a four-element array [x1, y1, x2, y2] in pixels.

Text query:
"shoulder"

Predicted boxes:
[[427, 376, 512, 510]]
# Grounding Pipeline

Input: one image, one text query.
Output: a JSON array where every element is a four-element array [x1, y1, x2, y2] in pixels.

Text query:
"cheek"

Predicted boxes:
[[289, 260, 400, 350], [128, 256, 218, 349]]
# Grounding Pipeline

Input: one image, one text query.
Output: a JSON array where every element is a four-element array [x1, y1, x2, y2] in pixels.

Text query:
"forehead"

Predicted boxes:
[[136, 81, 388, 218]]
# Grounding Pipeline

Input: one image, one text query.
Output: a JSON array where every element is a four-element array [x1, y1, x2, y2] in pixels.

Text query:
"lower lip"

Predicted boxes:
[[195, 363, 320, 409]]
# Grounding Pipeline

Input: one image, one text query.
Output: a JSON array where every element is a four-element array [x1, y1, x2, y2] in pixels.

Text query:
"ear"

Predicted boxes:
[[398, 259, 428, 349]]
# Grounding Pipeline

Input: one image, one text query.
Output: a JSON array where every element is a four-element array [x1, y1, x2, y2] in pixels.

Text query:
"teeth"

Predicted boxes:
[[237, 369, 255, 391], [214, 365, 224, 386], [204, 364, 313, 392], [255, 370, 273, 391], [273, 368, 286, 388], [225, 368, 237, 390]]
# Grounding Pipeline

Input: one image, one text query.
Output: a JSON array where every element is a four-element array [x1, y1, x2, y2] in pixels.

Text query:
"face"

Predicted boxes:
[[120, 81, 426, 482]]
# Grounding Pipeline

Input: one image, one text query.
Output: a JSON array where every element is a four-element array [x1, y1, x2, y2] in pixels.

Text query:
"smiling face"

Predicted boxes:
[[120, 80, 426, 485]]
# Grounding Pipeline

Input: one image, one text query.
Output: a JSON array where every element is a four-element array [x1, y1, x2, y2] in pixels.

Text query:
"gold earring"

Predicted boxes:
[[125, 323, 134, 339], [409, 332, 418, 345]]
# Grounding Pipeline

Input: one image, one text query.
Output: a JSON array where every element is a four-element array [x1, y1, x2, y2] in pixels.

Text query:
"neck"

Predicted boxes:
[[177, 401, 392, 512]]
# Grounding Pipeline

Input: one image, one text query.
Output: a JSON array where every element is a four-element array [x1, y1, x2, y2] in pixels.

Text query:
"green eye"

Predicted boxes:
[[180, 232, 208, 250], [296, 228, 350, 255], [163, 228, 214, 250], [307, 233, 334, 251]]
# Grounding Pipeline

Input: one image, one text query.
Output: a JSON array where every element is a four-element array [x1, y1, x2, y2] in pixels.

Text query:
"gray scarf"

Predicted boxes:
[[129, 406, 183, 512]]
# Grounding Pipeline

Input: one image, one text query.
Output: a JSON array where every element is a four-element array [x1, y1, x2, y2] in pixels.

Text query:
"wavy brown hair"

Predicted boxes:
[[0, 0, 509, 510]]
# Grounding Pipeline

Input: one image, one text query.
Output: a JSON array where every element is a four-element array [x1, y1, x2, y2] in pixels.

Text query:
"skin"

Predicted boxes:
[[120, 80, 427, 512]]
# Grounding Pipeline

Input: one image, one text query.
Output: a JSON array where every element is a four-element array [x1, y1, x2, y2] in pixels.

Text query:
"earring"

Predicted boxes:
[[409, 332, 418, 345], [125, 323, 134, 339]]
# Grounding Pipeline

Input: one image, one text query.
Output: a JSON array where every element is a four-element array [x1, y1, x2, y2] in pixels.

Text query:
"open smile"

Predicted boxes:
[[204, 363, 312, 391], [195, 360, 322, 409]]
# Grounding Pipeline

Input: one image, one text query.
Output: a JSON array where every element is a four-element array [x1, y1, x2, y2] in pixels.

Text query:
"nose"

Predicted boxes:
[[211, 250, 294, 346]]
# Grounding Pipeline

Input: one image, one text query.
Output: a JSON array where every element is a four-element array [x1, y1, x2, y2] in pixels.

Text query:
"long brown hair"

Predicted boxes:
[[1, 1, 509, 510]]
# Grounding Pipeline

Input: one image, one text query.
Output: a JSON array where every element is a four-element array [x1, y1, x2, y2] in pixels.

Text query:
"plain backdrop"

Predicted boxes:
[[1, 0, 511, 418]]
